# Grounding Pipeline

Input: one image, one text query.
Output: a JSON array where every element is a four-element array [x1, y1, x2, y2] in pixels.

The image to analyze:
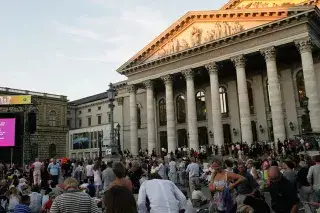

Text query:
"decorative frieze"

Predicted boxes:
[[182, 69, 194, 80], [231, 55, 246, 68], [205, 62, 219, 74], [116, 97, 124, 106], [260, 46, 276, 61], [161, 75, 173, 85], [127, 85, 136, 93], [295, 38, 313, 54], [143, 80, 154, 89]]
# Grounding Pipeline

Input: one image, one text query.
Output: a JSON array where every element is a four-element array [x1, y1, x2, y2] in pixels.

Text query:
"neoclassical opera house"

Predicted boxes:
[[114, 0, 320, 155]]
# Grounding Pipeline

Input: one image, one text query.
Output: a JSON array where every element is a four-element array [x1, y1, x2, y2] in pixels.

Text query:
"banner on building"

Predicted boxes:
[[0, 95, 32, 105]]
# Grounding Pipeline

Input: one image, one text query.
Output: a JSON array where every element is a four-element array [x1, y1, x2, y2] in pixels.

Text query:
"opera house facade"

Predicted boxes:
[[114, 0, 320, 155]]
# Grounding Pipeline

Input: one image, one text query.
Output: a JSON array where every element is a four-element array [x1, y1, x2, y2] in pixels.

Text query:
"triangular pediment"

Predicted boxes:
[[145, 20, 269, 62], [221, 0, 312, 10]]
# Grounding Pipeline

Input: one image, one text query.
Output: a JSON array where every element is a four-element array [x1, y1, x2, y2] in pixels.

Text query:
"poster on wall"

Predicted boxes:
[[0, 118, 16, 147], [72, 132, 90, 149]]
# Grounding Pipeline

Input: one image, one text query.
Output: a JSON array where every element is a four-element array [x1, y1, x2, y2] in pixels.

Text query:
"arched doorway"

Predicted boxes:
[[49, 144, 57, 158]]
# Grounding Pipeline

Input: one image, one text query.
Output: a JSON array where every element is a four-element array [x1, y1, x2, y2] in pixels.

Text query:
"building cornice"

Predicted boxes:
[[119, 8, 318, 76]]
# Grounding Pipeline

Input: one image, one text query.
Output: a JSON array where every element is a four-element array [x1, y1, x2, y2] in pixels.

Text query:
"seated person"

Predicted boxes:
[[191, 184, 207, 207]]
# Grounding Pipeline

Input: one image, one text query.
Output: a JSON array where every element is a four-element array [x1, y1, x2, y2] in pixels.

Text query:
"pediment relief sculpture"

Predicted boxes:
[[147, 22, 246, 61], [231, 0, 308, 9]]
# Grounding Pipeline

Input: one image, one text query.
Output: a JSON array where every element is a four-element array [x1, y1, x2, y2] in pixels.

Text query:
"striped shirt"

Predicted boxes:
[[50, 190, 99, 213], [14, 204, 31, 213]]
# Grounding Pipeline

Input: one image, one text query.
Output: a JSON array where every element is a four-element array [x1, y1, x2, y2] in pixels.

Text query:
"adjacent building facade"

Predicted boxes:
[[0, 87, 68, 161], [67, 91, 123, 158], [113, 0, 320, 155]]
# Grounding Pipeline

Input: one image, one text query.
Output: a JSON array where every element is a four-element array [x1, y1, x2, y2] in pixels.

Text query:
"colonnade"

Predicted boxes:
[[127, 38, 320, 155]]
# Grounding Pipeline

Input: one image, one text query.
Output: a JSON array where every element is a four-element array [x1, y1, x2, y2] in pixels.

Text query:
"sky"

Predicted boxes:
[[0, 0, 226, 101]]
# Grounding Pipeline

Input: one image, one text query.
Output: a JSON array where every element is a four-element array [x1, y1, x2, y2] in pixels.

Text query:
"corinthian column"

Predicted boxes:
[[231, 55, 253, 144], [295, 38, 320, 132], [205, 62, 224, 147], [182, 69, 199, 150], [260, 47, 286, 144], [128, 85, 138, 155], [143, 80, 156, 153], [161, 75, 176, 153]]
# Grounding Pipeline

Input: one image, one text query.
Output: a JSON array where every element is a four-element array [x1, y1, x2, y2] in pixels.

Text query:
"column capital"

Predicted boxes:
[[260, 46, 276, 61], [231, 55, 246, 68], [205, 62, 219, 75], [143, 80, 154, 89], [127, 85, 136, 93], [295, 38, 313, 53], [161, 75, 173, 85], [182, 69, 194, 80]]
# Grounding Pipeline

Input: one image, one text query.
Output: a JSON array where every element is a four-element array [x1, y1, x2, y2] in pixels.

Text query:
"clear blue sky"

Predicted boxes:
[[0, 0, 226, 100]]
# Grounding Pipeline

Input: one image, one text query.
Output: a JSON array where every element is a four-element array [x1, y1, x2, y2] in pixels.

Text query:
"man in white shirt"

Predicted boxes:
[[168, 158, 177, 184], [137, 173, 186, 213], [32, 158, 42, 187], [186, 157, 200, 193], [85, 160, 94, 182]]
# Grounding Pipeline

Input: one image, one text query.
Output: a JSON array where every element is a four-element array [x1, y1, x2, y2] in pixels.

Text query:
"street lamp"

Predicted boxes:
[[107, 83, 118, 155], [116, 124, 121, 154]]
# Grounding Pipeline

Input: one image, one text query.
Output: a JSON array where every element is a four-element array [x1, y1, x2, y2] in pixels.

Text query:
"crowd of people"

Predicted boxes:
[[0, 139, 319, 213]]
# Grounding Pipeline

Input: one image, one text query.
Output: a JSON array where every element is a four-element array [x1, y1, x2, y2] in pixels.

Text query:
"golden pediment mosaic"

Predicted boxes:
[[145, 21, 267, 62], [227, 0, 308, 9]]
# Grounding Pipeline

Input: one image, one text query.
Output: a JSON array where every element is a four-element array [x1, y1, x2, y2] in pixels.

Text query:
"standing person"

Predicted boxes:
[[168, 158, 177, 184], [29, 186, 42, 213], [268, 166, 299, 213], [32, 158, 42, 187], [85, 160, 94, 183], [109, 162, 132, 191], [102, 161, 116, 191], [137, 173, 187, 213], [104, 185, 137, 213], [186, 157, 200, 193], [93, 163, 102, 197], [47, 159, 60, 185], [50, 178, 99, 213], [307, 155, 320, 212], [208, 158, 245, 213], [297, 161, 313, 213]]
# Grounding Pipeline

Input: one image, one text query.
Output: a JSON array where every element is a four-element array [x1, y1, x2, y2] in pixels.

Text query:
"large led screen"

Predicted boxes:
[[0, 118, 16, 147]]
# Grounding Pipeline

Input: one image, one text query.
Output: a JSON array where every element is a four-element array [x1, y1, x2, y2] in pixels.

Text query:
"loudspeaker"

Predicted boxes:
[[27, 112, 36, 134]]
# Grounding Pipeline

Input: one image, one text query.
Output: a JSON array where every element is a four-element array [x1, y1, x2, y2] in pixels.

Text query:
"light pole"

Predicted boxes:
[[107, 83, 118, 155], [98, 132, 103, 166], [116, 124, 121, 154]]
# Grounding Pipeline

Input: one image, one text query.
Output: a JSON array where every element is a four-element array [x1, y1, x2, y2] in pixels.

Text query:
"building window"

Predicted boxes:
[[67, 110, 71, 115], [48, 110, 57, 126], [247, 82, 255, 114], [78, 118, 82, 128], [97, 115, 101, 125], [31, 143, 38, 160], [296, 70, 306, 107], [137, 103, 142, 129], [78, 110, 82, 114], [196, 91, 206, 121], [88, 117, 91, 126], [67, 119, 71, 128], [107, 112, 111, 123], [219, 86, 229, 116], [176, 95, 186, 123], [159, 98, 166, 126], [49, 144, 57, 158], [98, 106, 101, 110], [88, 108, 91, 113]]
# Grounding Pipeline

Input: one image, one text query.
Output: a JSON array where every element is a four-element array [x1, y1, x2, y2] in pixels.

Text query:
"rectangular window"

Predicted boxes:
[[98, 106, 101, 110], [67, 111, 71, 115], [78, 110, 82, 115], [97, 115, 101, 125], [88, 108, 91, 113], [138, 138, 142, 151], [107, 112, 111, 123], [67, 119, 71, 129], [78, 118, 82, 128], [88, 117, 91, 126]]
